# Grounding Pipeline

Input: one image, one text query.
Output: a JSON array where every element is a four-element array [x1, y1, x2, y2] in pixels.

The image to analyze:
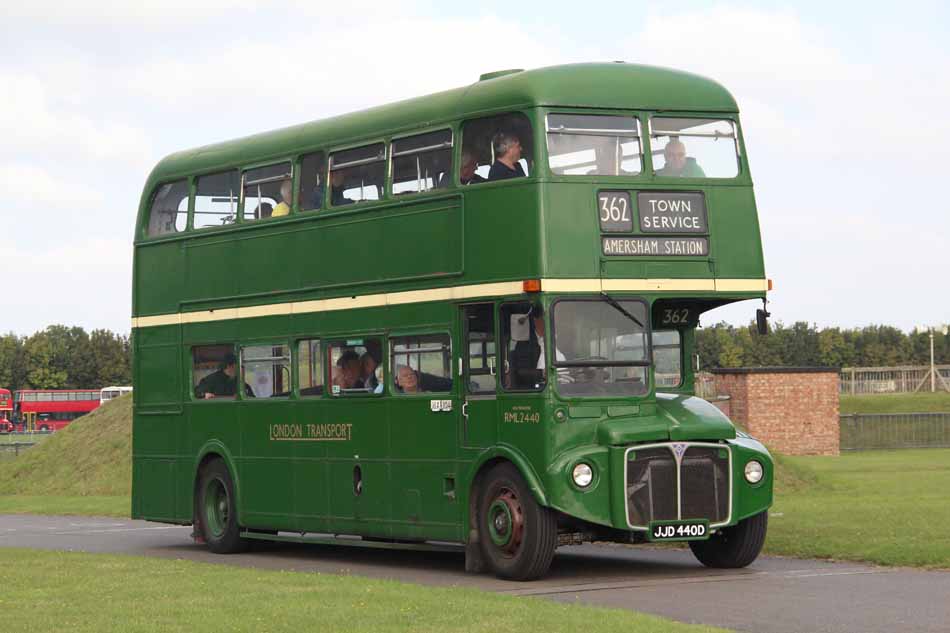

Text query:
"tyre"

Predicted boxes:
[[39, 425, 50, 432], [477, 463, 557, 581], [196, 459, 248, 554], [689, 511, 768, 568]]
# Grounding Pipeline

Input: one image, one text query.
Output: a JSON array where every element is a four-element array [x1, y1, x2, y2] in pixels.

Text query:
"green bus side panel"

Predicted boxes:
[[239, 401, 296, 531], [134, 241, 184, 317], [707, 186, 765, 279], [297, 200, 464, 290], [132, 459, 177, 520], [293, 399, 330, 533]]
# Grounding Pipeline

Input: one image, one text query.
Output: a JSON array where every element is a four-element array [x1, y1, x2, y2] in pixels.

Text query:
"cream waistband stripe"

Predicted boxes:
[[131, 278, 767, 329]]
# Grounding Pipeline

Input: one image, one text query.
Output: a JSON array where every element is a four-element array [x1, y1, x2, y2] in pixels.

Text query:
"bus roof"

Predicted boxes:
[[146, 63, 737, 184]]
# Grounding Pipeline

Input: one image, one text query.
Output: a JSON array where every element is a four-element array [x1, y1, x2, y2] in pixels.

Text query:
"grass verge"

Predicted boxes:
[[766, 448, 950, 568], [840, 392, 950, 414], [0, 495, 128, 517], [0, 548, 726, 633]]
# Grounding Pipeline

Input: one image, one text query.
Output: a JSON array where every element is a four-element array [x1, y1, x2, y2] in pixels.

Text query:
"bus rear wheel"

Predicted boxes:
[[689, 511, 767, 568], [197, 459, 248, 554], [477, 463, 557, 581]]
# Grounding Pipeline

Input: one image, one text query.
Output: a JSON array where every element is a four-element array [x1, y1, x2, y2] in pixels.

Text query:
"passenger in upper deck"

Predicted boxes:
[[330, 171, 354, 206], [655, 139, 706, 178], [272, 179, 293, 217], [487, 132, 526, 181], [459, 150, 486, 185]]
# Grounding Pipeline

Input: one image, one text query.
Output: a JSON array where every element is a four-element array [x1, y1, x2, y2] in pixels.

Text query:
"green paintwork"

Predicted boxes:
[[132, 63, 772, 550]]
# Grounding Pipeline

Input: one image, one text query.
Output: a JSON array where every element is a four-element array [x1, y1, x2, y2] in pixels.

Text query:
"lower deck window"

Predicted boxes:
[[329, 338, 383, 395], [192, 345, 238, 400], [390, 334, 453, 394], [242, 344, 291, 398]]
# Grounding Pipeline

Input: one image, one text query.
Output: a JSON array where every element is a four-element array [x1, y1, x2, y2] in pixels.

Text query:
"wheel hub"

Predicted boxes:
[[486, 489, 524, 555]]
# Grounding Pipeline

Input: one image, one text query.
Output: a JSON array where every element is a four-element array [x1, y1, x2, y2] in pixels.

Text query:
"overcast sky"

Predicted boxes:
[[2, 1, 948, 336]]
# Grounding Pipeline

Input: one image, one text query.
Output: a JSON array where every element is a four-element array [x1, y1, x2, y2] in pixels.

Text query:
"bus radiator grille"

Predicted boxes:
[[626, 448, 677, 526], [626, 444, 731, 529], [680, 447, 729, 524]]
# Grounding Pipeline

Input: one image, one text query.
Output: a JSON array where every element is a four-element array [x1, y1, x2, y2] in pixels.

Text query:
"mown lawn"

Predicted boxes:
[[766, 448, 950, 568], [840, 392, 950, 414], [0, 495, 128, 517], [0, 548, 726, 633]]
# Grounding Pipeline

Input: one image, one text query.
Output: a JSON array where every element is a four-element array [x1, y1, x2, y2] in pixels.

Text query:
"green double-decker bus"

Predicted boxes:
[[132, 63, 773, 580]]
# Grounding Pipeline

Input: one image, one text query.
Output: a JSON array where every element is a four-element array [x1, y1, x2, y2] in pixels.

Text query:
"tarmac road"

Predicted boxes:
[[1, 514, 948, 633]]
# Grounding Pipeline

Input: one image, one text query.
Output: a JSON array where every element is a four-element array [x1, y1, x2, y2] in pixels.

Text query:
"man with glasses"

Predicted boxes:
[[655, 138, 705, 178]]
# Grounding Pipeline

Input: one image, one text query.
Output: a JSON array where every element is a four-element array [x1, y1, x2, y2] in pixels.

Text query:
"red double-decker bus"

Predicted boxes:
[[13, 390, 101, 432], [0, 389, 12, 432]]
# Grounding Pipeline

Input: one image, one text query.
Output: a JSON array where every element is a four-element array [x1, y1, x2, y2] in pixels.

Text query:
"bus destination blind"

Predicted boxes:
[[602, 236, 709, 257], [637, 192, 707, 233]]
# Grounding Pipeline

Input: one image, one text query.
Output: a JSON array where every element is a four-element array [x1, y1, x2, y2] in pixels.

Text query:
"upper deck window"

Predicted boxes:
[[546, 114, 641, 176], [242, 162, 293, 222], [329, 144, 386, 206], [146, 180, 189, 237], [392, 130, 452, 194], [194, 171, 239, 230], [650, 117, 739, 179], [460, 113, 533, 184]]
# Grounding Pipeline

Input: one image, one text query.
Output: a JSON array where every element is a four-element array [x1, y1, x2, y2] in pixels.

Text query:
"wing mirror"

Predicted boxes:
[[756, 307, 771, 336]]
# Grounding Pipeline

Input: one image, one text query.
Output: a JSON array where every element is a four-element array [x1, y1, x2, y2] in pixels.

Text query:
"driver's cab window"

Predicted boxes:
[[500, 302, 546, 392], [460, 112, 533, 184], [652, 330, 682, 388]]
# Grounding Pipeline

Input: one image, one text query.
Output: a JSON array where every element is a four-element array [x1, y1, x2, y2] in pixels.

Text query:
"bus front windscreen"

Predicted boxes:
[[552, 298, 650, 397]]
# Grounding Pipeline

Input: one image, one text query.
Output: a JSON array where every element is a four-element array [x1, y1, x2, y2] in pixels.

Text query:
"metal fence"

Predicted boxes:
[[839, 365, 950, 395], [840, 413, 950, 450], [0, 442, 37, 459]]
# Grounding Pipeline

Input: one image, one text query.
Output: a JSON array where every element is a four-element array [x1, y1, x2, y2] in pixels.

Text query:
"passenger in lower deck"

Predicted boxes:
[[395, 365, 419, 393], [332, 350, 362, 390], [195, 354, 253, 399]]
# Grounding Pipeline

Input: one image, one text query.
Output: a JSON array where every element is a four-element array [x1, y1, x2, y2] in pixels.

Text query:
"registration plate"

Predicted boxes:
[[647, 520, 709, 542]]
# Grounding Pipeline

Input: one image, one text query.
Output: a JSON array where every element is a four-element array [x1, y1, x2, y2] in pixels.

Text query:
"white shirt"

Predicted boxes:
[[536, 334, 566, 370]]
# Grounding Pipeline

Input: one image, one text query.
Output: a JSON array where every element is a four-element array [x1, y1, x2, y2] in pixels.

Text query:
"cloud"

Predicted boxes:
[[126, 15, 567, 117], [0, 163, 104, 207], [0, 70, 153, 166], [0, 238, 132, 335]]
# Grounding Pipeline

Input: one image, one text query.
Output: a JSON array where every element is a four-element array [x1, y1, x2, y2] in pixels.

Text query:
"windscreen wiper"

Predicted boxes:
[[600, 291, 645, 328]]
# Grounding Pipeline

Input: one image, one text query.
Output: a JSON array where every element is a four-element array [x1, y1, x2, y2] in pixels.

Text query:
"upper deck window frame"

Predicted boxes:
[[647, 115, 742, 180], [545, 112, 643, 177], [192, 169, 241, 231], [328, 142, 388, 208], [144, 178, 191, 238], [459, 110, 537, 187], [240, 161, 294, 223], [389, 127, 454, 197]]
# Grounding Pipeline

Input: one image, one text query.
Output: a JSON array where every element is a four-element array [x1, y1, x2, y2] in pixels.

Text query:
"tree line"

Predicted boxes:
[[696, 322, 950, 370], [0, 326, 131, 391]]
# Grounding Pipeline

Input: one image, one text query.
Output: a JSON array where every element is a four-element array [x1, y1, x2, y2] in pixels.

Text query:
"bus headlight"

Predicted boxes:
[[744, 460, 764, 484], [572, 463, 594, 488]]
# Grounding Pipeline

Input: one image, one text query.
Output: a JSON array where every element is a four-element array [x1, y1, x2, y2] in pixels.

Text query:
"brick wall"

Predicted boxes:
[[711, 368, 840, 456]]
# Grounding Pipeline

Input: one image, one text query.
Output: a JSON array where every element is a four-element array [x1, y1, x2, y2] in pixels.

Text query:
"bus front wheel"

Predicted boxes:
[[477, 463, 557, 581], [196, 459, 248, 554], [689, 511, 768, 568]]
